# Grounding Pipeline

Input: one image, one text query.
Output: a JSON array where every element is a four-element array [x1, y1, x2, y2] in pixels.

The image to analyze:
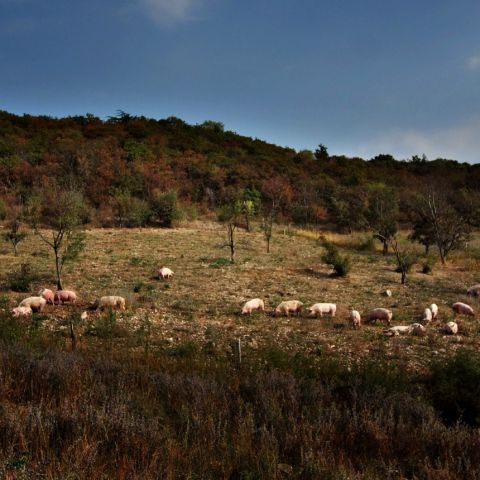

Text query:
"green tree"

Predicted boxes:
[[3, 205, 27, 256], [328, 187, 367, 233], [241, 188, 261, 232], [200, 120, 225, 133], [314, 144, 329, 161], [28, 187, 88, 290]]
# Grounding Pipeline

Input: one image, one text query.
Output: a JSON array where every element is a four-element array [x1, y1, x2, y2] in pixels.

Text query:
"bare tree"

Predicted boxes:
[[260, 176, 293, 253], [366, 184, 398, 255], [412, 190, 471, 265], [28, 187, 88, 289], [218, 201, 242, 263]]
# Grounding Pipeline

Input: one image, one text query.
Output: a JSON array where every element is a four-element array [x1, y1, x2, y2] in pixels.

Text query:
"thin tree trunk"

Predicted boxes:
[[383, 241, 388, 255], [439, 248, 446, 265], [229, 225, 235, 263], [55, 249, 63, 290], [245, 214, 250, 232]]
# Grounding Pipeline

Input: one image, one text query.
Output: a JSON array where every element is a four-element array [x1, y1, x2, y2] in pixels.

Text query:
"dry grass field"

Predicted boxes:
[[1, 223, 479, 367], [1, 224, 480, 479]]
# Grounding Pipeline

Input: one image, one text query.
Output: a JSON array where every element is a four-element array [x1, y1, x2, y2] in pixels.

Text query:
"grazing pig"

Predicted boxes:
[[443, 321, 458, 335], [275, 300, 303, 317], [452, 302, 474, 317], [95, 296, 126, 311], [349, 309, 361, 330], [307, 303, 336, 318], [366, 308, 393, 325], [158, 267, 174, 280], [410, 323, 426, 336], [241, 298, 265, 315], [54, 290, 77, 305], [467, 284, 480, 297], [19, 296, 46, 313], [384, 325, 411, 336], [422, 308, 433, 324], [38, 288, 54, 304], [11, 306, 32, 317], [430, 303, 438, 320]]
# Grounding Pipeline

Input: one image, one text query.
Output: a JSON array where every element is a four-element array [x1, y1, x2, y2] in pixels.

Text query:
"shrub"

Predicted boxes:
[[209, 257, 232, 268], [356, 235, 376, 252], [112, 190, 151, 227], [321, 242, 352, 277], [394, 253, 417, 273], [166, 341, 199, 357], [422, 256, 436, 274], [427, 349, 480, 426], [5, 263, 38, 292], [149, 191, 180, 227]]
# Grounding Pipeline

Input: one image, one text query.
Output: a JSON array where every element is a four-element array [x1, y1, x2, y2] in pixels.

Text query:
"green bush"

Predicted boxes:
[[356, 235, 376, 252], [394, 253, 417, 273], [209, 257, 232, 268], [6, 263, 38, 292], [321, 242, 352, 277], [422, 256, 436, 274], [150, 191, 180, 227], [112, 190, 151, 227], [427, 350, 480, 426]]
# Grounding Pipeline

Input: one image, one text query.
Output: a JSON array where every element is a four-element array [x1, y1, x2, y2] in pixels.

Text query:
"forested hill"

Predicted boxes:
[[0, 109, 479, 228]]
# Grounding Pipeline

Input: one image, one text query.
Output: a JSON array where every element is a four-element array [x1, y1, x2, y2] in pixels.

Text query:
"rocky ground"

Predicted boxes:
[[1, 223, 479, 368]]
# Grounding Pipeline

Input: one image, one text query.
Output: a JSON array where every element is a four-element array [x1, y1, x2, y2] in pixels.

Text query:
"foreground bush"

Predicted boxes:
[[0, 329, 479, 479]]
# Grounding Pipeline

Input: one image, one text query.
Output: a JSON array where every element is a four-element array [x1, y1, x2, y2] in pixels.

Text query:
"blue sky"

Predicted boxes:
[[1, 0, 480, 162]]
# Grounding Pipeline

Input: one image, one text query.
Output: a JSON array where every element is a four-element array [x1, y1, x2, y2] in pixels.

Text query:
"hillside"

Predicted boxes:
[[1, 109, 479, 228]]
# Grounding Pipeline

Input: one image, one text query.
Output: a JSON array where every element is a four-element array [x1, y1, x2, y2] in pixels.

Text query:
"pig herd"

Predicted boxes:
[[241, 283, 480, 337], [8, 263, 480, 342], [10, 266, 178, 318]]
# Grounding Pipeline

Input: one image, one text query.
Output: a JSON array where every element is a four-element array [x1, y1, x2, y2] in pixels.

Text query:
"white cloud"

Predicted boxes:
[[467, 54, 480, 70], [137, 0, 202, 25], [357, 118, 480, 163]]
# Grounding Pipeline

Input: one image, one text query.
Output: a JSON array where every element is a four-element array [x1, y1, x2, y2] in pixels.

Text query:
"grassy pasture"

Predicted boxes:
[[0, 223, 479, 365]]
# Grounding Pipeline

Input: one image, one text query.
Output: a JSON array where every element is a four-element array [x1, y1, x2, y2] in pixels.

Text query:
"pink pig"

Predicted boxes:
[[452, 302, 474, 317], [54, 290, 78, 305], [38, 288, 54, 304]]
